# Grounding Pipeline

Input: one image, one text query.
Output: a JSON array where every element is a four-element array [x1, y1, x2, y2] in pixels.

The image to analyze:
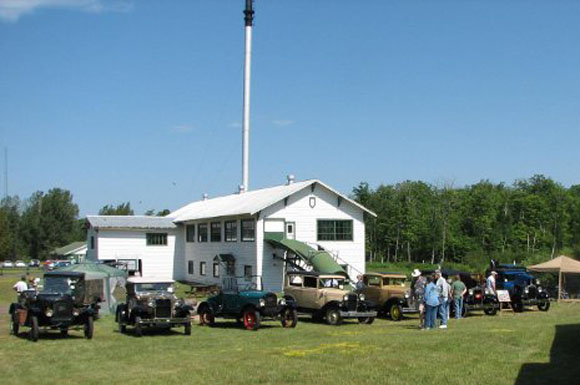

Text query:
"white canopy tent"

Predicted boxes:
[[529, 256, 580, 302]]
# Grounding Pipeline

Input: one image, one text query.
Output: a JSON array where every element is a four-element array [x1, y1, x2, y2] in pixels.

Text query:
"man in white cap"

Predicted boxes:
[[486, 271, 498, 297], [411, 269, 427, 329]]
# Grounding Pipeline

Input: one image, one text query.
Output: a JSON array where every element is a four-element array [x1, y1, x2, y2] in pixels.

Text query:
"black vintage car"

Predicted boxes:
[[422, 269, 498, 317], [116, 277, 193, 336], [487, 264, 550, 312], [197, 276, 298, 331], [9, 271, 100, 342]]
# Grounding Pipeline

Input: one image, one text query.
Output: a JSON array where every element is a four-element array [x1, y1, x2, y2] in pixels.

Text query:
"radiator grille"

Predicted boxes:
[[155, 299, 172, 318], [346, 293, 358, 312]]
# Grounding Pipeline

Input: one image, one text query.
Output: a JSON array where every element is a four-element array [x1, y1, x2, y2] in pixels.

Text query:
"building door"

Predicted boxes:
[[285, 222, 296, 240]]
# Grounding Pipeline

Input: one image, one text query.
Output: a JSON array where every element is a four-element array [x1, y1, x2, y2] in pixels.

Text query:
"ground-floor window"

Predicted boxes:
[[188, 261, 194, 275], [213, 263, 220, 278], [244, 265, 252, 280], [200, 261, 207, 276]]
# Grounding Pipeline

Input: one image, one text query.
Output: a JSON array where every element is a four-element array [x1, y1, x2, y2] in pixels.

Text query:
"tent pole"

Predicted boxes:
[[558, 270, 562, 302]]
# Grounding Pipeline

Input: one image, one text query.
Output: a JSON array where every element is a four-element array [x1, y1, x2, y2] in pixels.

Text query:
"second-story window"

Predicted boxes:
[[210, 222, 221, 242], [225, 220, 237, 242], [198, 223, 208, 242]]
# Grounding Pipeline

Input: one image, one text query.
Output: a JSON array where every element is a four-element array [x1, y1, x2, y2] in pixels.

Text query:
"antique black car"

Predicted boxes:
[[197, 276, 298, 331], [116, 277, 193, 336], [487, 264, 550, 312], [9, 271, 100, 342]]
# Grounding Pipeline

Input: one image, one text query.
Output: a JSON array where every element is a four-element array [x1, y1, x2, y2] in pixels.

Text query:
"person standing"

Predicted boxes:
[[423, 275, 439, 330], [411, 269, 427, 329], [435, 270, 450, 329], [486, 271, 498, 296], [13, 276, 28, 294], [355, 274, 366, 292], [451, 275, 467, 319]]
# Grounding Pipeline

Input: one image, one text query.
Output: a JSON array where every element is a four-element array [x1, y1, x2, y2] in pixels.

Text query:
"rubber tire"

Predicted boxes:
[[134, 316, 143, 337], [538, 302, 550, 312], [512, 302, 524, 313], [243, 309, 261, 331], [29, 316, 39, 342], [389, 303, 403, 321], [326, 307, 343, 326], [484, 306, 498, 316], [184, 318, 192, 335], [198, 306, 215, 327], [11, 314, 19, 336], [119, 320, 126, 334], [84, 316, 94, 339], [60, 329, 68, 337], [281, 308, 298, 328], [461, 305, 468, 318], [358, 317, 375, 325]]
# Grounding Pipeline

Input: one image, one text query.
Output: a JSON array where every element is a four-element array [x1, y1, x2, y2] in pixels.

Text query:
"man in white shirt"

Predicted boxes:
[[13, 276, 28, 293], [435, 270, 450, 329], [486, 271, 498, 296]]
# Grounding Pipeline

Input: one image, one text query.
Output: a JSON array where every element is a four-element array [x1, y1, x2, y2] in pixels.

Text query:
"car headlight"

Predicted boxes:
[[538, 287, 543, 293], [148, 299, 156, 308], [72, 308, 80, 316], [175, 299, 184, 308], [359, 293, 366, 301], [535, 279, 540, 285], [45, 307, 53, 317], [259, 299, 266, 307], [278, 298, 286, 306], [404, 292, 410, 299], [469, 289, 474, 295], [343, 295, 349, 302], [524, 288, 529, 294]]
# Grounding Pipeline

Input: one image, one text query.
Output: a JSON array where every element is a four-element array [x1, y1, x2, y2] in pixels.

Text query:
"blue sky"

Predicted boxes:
[[1, 0, 579, 216]]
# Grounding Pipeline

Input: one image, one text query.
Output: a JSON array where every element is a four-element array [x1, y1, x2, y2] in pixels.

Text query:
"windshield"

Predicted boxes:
[[319, 278, 346, 289], [42, 276, 77, 294], [135, 283, 173, 293], [385, 278, 406, 286]]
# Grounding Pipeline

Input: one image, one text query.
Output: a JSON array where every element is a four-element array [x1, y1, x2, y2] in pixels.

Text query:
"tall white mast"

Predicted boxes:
[[241, 0, 254, 193]]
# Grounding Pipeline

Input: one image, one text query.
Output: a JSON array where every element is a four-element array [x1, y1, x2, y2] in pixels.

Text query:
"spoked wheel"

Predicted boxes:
[[134, 316, 143, 337], [538, 302, 550, 312], [198, 306, 215, 327], [243, 309, 261, 331], [484, 305, 498, 316], [358, 317, 375, 325], [326, 307, 342, 326], [29, 316, 39, 342], [280, 308, 298, 328], [389, 304, 403, 321], [84, 316, 94, 339]]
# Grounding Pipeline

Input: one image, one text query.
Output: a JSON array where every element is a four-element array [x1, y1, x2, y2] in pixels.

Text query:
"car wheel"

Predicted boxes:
[[11, 314, 19, 336], [184, 316, 192, 335], [538, 302, 550, 311], [461, 305, 468, 318], [84, 316, 94, 339], [243, 309, 261, 331], [326, 307, 342, 326], [389, 303, 403, 321], [60, 329, 68, 337], [134, 316, 143, 337], [484, 306, 497, 316], [119, 320, 126, 333], [198, 305, 215, 327], [512, 302, 524, 312], [29, 316, 39, 342], [280, 308, 298, 328], [358, 317, 375, 325]]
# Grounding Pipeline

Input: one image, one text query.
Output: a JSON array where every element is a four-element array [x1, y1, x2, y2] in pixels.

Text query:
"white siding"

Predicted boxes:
[[182, 216, 258, 286], [260, 184, 366, 291], [92, 229, 177, 280]]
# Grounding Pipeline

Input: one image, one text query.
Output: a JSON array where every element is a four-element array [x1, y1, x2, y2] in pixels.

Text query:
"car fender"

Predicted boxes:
[[196, 301, 215, 316], [322, 300, 341, 313], [384, 297, 405, 310], [283, 294, 297, 307]]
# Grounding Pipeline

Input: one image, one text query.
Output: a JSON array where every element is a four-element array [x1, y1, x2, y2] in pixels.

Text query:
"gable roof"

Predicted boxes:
[[87, 215, 177, 230], [170, 179, 376, 223], [52, 241, 87, 256]]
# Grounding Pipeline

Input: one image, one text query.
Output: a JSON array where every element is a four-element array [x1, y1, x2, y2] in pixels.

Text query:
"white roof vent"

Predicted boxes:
[[202, 193, 209, 201], [238, 184, 246, 194], [286, 174, 295, 185]]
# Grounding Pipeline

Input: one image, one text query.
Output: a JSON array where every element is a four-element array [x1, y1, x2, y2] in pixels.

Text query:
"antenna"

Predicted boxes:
[[241, 0, 254, 193]]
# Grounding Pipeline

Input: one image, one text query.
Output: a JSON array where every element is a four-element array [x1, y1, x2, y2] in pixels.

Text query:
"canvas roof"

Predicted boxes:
[[170, 179, 377, 223], [528, 256, 580, 274], [54, 262, 127, 279], [87, 215, 177, 230], [52, 241, 87, 256]]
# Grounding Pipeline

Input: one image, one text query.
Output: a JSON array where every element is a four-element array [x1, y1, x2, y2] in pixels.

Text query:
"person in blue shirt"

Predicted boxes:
[[423, 275, 440, 330]]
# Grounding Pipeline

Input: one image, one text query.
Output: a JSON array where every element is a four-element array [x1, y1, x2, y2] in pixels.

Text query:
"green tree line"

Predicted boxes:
[[0, 189, 168, 260], [352, 175, 580, 269]]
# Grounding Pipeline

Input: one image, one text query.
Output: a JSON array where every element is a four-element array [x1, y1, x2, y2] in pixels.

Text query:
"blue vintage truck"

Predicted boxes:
[[487, 264, 550, 312]]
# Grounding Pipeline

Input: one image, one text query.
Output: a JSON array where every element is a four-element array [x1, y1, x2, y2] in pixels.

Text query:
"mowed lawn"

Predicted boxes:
[[0, 272, 579, 385]]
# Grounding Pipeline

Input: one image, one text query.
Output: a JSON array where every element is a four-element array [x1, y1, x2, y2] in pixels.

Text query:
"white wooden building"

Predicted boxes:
[[86, 179, 376, 291]]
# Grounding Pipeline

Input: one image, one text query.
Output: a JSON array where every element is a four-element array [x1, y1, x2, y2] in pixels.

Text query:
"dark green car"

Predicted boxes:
[[197, 276, 298, 331]]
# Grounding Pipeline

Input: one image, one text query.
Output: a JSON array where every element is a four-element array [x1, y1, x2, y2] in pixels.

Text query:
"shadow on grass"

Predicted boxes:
[[13, 329, 85, 341], [194, 320, 278, 331], [116, 327, 190, 338], [297, 316, 366, 327], [515, 323, 580, 385]]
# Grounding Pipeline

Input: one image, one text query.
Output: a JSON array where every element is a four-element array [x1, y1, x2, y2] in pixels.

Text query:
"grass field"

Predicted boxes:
[[0, 271, 578, 385]]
